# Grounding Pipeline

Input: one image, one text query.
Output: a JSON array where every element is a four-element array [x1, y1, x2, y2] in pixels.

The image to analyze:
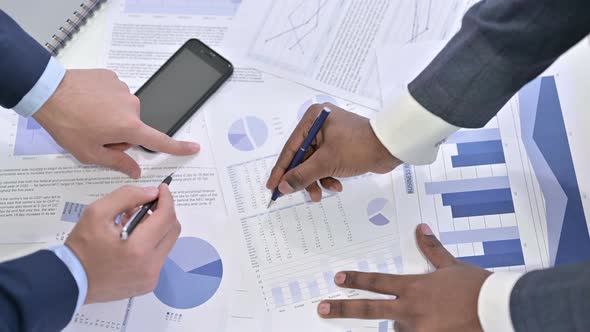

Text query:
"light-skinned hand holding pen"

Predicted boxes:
[[65, 184, 181, 304]]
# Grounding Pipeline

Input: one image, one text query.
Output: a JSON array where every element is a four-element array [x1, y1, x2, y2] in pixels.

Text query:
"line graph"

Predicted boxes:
[[246, 0, 344, 76], [263, 0, 328, 54], [381, 0, 468, 45], [409, 0, 433, 42]]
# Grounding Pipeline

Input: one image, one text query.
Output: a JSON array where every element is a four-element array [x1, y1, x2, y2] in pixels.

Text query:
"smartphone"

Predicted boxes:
[[134, 39, 233, 146]]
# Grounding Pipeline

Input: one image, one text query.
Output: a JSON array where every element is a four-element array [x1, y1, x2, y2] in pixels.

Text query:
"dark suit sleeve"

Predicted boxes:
[[408, 0, 590, 128], [0, 250, 78, 332], [0, 9, 51, 109], [510, 262, 590, 331]]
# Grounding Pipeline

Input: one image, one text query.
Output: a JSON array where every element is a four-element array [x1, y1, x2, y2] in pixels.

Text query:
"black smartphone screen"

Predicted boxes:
[[136, 39, 232, 137]]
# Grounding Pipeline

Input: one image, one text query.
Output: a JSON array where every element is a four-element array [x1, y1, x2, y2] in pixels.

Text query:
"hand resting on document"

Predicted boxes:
[[318, 224, 491, 332]]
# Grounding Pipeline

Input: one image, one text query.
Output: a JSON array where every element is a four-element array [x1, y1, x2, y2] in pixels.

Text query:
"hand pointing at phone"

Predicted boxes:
[[33, 69, 201, 179]]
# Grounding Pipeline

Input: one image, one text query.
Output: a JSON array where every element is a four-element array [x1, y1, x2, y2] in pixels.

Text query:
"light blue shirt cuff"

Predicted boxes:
[[12, 57, 66, 117], [50, 244, 88, 313]]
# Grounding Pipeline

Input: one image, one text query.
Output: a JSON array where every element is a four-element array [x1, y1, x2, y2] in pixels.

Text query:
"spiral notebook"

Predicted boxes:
[[0, 0, 105, 55]]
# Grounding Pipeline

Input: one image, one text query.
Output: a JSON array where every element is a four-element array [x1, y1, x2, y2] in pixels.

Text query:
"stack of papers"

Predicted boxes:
[[1, 0, 589, 331]]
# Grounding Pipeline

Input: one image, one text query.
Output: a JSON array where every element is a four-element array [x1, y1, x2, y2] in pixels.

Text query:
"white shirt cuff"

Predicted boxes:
[[370, 87, 460, 165], [478, 272, 523, 332], [12, 57, 66, 117], [50, 244, 88, 313]]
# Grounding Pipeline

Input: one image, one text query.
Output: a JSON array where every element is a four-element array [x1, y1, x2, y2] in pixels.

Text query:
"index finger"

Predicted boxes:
[[335, 271, 413, 296], [128, 122, 200, 156], [91, 185, 159, 220], [318, 299, 404, 320], [266, 103, 324, 190], [131, 183, 177, 247]]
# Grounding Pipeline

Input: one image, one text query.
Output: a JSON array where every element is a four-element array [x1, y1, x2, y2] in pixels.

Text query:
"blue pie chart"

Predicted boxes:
[[228, 116, 268, 151], [367, 198, 391, 226], [298, 94, 339, 120], [154, 237, 223, 309]]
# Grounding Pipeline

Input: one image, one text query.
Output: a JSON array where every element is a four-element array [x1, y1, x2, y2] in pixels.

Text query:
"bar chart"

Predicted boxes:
[[14, 117, 66, 156], [419, 126, 525, 269], [394, 116, 547, 273], [265, 234, 403, 309]]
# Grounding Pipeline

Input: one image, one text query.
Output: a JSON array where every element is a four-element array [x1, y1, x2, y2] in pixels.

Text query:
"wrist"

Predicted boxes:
[[12, 57, 66, 118], [477, 272, 523, 332], [33, 69, 69, 127], [371, 87, 460, 165], [367, 120, 401, 172]]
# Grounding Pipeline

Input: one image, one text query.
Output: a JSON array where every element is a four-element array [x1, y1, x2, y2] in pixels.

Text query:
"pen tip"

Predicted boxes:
[[267, 200, 273, 209], [169, 172, 175, 177]]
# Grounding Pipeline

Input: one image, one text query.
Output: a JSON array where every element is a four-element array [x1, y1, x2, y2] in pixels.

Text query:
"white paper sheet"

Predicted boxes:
[[377, 42, 590, 275], [205, 71, 402, 332], [223, 0, 474, 110]]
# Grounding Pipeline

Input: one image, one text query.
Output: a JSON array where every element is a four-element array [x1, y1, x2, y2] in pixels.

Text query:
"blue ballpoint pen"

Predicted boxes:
[[267, 106, 331, 208]]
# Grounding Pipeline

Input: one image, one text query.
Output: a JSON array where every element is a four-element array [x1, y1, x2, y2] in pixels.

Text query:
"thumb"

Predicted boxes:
[[416, 223, 456, 269], [278, 152, 332, 194], [99, 147, 142, 179]]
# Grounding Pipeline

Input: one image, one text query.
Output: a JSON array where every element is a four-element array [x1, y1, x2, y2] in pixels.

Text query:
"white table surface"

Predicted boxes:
[[2, 4, 589, 264]]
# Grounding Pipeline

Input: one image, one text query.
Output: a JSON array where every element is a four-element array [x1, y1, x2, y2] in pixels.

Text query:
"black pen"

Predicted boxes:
[[120, 173, 174, 240]]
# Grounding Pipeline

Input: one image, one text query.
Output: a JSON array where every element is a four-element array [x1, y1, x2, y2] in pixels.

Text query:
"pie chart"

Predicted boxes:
[[298, 94, 339, 120], [227, 116, 268, 151], [367, 198, 391, 226], [154, 237, 223, 309]]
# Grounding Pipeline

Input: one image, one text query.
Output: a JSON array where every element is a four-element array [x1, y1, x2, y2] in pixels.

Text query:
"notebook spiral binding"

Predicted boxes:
[[44, 0, 106, 55]]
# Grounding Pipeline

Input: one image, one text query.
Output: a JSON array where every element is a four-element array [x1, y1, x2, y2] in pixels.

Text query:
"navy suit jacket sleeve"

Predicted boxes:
[[0, 250, 78, 331], [409, 0, 590, 128], [0, 9, 51, 109], [510, 261, 590, 331]]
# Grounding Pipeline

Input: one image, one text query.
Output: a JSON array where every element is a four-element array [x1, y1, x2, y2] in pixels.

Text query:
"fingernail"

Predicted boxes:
[[420, 223, 433, 235], [318, 302, 331, 315], [143, 187, 159, 196], [328, 183, 342, 192], [278, 181, 294, 194], [334, 272, 346, 285], [188, 142, 200, 152]]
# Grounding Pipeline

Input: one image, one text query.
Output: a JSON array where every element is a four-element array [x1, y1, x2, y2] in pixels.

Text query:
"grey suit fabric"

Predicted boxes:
[[408, 0, 590, 128], [510, 262, 590, 331], [407, 0, 590, 330]]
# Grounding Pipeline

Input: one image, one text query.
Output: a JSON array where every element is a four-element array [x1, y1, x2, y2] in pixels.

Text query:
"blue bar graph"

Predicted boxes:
[[425, 176, 510, 195], [288, 281, 302, 303], [394, 256, 403, 273], [458, 251, 524, 268], [446, 128, 501, 144], [378, 320, 389, 332], [451, 200, 515, 218], [457, 140, 503, 155], [27, 118, 43, 130], [451, 139, 506, 167], [451, 152, 506, 167], [377, 262, 389, 273], [442, 188, 512, 206], [357, 260, 369, 272], [272, 287, 284, 306], [483, 239, 522, 255], [323, 271, 337, 292], [426, 124, 527, 269], [439, 227, 520, 245], [307, 279, 320, 298]]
